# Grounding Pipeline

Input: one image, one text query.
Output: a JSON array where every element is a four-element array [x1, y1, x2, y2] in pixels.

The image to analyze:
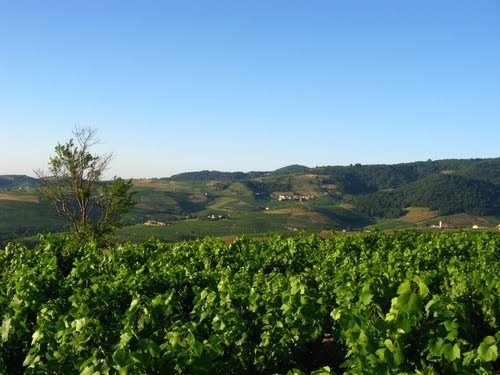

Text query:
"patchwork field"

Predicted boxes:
[[0, 193, 38, 203], [1, 157, 499, 244], [401, 207, 438, 223]]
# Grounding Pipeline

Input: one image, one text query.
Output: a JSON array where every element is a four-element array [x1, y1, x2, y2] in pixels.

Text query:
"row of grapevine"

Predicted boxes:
[[0, 231, 498, 374]]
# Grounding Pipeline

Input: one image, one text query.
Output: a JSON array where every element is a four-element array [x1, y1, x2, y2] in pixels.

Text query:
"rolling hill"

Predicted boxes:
[[0, 175, 39, 189], [272, 164, 310, 173], [1, 157, 499, 244]]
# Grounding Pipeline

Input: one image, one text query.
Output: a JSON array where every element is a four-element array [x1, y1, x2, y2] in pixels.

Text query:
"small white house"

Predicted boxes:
[[472, 224, 488, 230]]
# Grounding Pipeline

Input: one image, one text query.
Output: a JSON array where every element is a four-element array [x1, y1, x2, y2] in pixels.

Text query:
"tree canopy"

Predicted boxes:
[[35, 127, 135, 242]]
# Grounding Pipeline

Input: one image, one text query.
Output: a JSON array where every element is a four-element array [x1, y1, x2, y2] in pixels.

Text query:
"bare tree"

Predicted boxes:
[[35, 127, 134, 241]]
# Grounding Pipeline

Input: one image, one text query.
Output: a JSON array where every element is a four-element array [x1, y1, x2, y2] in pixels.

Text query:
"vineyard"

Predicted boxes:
[[0, 232, 498, 374]]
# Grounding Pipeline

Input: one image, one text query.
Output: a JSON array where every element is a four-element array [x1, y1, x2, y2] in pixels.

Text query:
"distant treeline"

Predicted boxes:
[[313, 158, 500, 218], [244, 177, 293, 196], [315, 158, 500, 194], [165, 165, 309, 182], [166, 170, 268, 182], [0, 175, 39, 189], [352, 174, 500, 218]]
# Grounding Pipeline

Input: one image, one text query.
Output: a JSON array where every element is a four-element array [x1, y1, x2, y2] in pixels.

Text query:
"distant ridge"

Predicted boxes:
[[167, 170, 268, 182], [2, 158, 499, 184], [1, 157, 499, 244], [165, 165, 311, 181], [273, 164, 310, 173]]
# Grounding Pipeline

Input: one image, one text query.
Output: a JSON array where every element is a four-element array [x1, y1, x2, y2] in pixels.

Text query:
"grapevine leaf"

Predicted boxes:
[[113, 348, 129, 367], [483, 336, 495, 345], [1, 317, 11, 342], [405, 292, 422, 315], [478, 342, 497, 362], [442, 343, 460, 361], [384, 339, 394, 352], [417, 278, 429, 297], [360, 292, 373, 306], [310, 366, 331, 374], [428, 337, 444, 356], [397, 280, 411, 295], [331, 309, 341, 321]]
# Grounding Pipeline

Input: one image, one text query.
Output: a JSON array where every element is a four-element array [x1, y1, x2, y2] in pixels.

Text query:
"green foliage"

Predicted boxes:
[[36, 128, 135, 244], [91, 177, 136, 243], [1, 232, 498, 373], [245, 177, 293, 197], [272, 165, 310, 174], [354, 174, 500, 218], [317, 157, 500, 193]]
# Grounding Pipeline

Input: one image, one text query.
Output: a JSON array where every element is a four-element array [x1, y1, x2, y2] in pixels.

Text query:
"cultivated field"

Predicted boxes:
[[1, 232, 498, 373]]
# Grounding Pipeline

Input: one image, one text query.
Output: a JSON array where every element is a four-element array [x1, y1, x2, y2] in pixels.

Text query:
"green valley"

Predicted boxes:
[[1, 157, 499, 245]]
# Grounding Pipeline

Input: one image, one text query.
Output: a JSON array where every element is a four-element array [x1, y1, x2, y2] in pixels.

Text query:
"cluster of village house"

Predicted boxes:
[[431, 221, 500, 230], [207, 214, 225, 220], [275, 194, 316, 202], [144, 220, 166, 226]]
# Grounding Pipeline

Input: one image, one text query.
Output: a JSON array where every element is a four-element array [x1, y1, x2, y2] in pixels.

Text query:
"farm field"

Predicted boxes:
[[1, 158, 499, 245], [0, 189, 66, 245], [0, 231, 498, 373], [0, 178, 357, 245]]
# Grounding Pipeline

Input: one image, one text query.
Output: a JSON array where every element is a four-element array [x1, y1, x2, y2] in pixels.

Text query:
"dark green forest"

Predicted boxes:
[[353, 174, 500, 218]]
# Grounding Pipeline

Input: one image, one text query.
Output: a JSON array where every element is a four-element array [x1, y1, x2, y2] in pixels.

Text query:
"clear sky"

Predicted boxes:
[[1, 1, 499, 178]]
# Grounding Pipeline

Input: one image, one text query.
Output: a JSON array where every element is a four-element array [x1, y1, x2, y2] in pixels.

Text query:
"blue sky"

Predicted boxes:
[[1, 1, 499, 178]]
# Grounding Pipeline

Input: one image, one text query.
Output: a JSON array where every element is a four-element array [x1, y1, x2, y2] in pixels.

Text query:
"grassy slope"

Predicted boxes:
[[2, 158, 500, 243], [114, 176, 358, 241], [0, 190, 66, 245]]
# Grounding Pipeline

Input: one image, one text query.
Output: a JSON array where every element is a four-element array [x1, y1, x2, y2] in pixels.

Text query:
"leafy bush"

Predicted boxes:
[[0, 232, 498, 374]]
